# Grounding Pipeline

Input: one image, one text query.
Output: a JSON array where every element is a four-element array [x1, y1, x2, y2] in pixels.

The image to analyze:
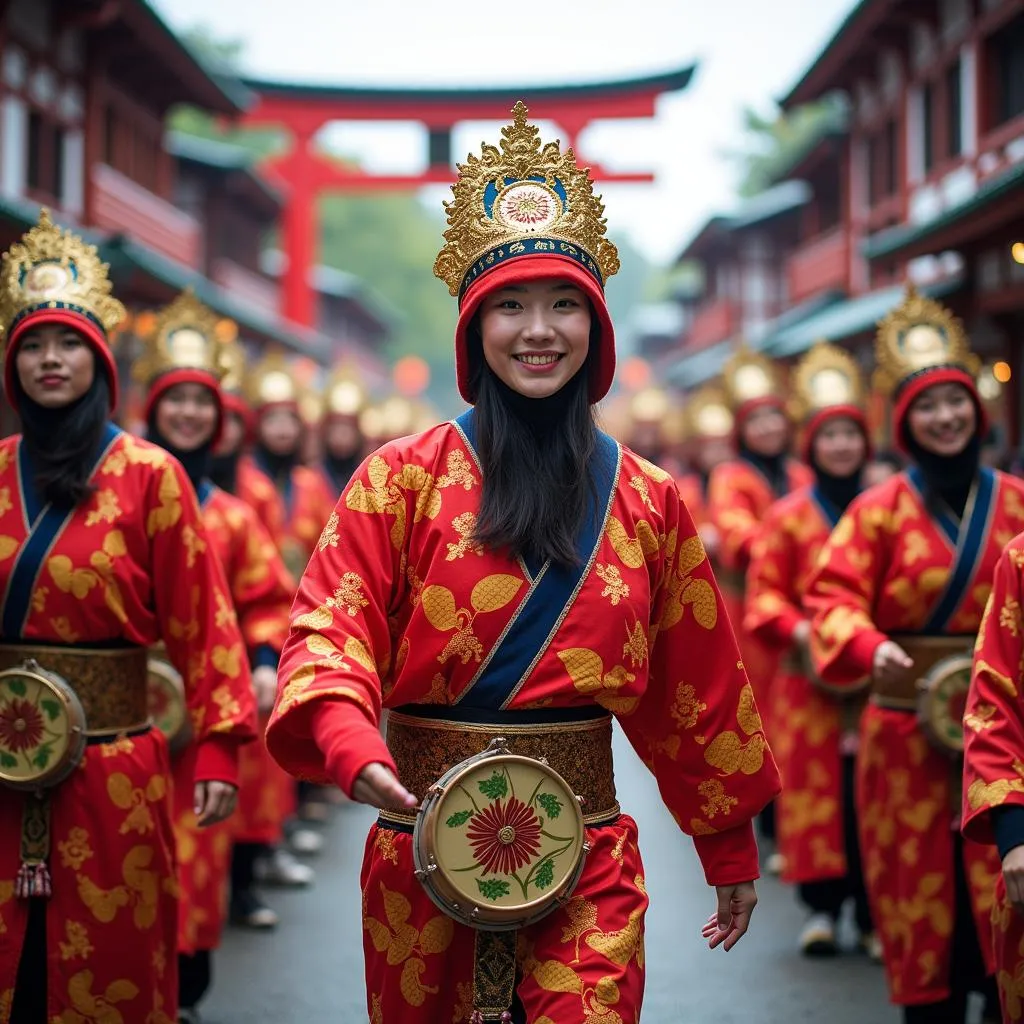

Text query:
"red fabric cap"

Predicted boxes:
[[221, 391, 255, 440], [144, 368, 225, 447], [734, 395, 786, 436], [4, 308, 118, 413], [454, 255, 615, 405], [892, 367, 988, 455], [801, 404, 872, 464]]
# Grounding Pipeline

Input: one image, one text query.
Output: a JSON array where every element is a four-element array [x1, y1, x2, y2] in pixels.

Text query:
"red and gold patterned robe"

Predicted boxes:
[[962, 532, 1024, 1021], [173, 485, 292, 955], [266, 422, 780, 1024], [806, 470, 1024, 1005], [236, 455, 286, 541], [0, 431, 254, 1024], [744, 486, 863, 884], [707, 458, 812, 738]]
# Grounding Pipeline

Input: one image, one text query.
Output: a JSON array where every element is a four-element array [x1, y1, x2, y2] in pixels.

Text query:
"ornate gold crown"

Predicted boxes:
[[629, 386, 671, 424], [791, 341, 865, 421], [132, 288, 231, 387], [875, 286, 978, 395], [684, 386, 734, 439], [433, 101, 620, 299], [721, 346, 783, 411], [325, 365, 367, 418], [245, 351, 301, 408], [220, 336, 247, 396], [0, 208, 125, 341]]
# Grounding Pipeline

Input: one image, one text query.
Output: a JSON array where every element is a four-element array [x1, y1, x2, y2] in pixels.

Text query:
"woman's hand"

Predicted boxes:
[[193, 781, 238, 827], [251, 665, 278, 714], [792, 620, 811, 649], [872, 640, 914, 684], [1003, 846, 1024, 915], [700, 882, 758, 951], [352, 763, 418, 812]]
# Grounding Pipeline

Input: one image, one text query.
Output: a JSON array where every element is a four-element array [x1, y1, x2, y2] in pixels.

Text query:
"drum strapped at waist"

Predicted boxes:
[[0, 643, 149, 736], [780, 646, 869, 734], [869, 635, 973, 711], [378, 704, 619, 830]]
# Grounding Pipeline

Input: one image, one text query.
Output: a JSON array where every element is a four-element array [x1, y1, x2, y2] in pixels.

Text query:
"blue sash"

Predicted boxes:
[[810, 485, 842, 530], [1, 423, 121, 639], [907, 467, 997, 633], [196, 478, 215, 508], [906, 467, 958, 547], [451, 409, 621, 709]]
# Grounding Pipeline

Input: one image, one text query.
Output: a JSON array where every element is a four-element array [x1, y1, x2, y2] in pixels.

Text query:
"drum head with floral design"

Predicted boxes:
[[420, 752, 585, 927], [147, 659, 189, 749], [918, 653, 971, 755], [0, 664, 85, 788]]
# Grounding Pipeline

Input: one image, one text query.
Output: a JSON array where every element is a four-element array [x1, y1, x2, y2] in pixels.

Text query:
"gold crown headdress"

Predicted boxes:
[[325, 365, 367, 418], [220, 335, 247, 397], [245, 351, 301, 409], [0, 208, 125, 341], [132, 288, 231, 387], [791, 341, 865, 421], [684, 386, 735, 439], [875, 286, 978, 395], [721, 346, 784, 411], [629, 386, 672, 424], [433, 102, 620, 299]]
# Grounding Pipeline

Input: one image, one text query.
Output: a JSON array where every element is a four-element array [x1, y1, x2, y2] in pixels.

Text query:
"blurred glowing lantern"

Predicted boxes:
[[629, 386, 671, 423], [994, 360, 1013, 383], [620, 357, 651, 392], [1012, 242, 1024, 265], [215, 318, 238, 344], [393, 355, 430, 397], [134, 310, 157, 339]]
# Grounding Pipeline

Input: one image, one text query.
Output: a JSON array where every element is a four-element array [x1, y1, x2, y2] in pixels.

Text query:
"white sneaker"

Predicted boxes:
[[765, 852, 786, 876], [288, 827, 325, 856], [858, 931, 884, 963], [255, 847, 315, 888], [799, 913, 838, 957]]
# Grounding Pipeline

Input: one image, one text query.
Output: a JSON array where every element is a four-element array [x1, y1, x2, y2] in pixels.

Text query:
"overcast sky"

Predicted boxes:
[[153, 0, 855, 267]]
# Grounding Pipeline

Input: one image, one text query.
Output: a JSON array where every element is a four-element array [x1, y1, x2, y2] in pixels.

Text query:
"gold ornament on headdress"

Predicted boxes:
[[0, 208, 125, 341], [791, 341, 865, 421], [325, 365, 367, 418], [433, 101, 620, 297], [684, 386, 734, 439], [875, 286, 978, 395], [220, 336, 247, 397], [629, 386, 671, 424], [245, 351, 301, 408], [721, 346, 783, 411], [132, 288, 230, 387]]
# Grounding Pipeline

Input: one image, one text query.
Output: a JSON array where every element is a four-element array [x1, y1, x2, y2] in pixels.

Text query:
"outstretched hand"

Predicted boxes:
[[352, 762, 418, 812], [701, 881, 758, 951]]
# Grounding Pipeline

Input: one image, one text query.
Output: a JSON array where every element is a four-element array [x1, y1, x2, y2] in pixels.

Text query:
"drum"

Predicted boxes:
[[413, 737, 588, 931], [147, 655, 191, 755], [917, 652, 972, 757], [0, 659, 87, 791]]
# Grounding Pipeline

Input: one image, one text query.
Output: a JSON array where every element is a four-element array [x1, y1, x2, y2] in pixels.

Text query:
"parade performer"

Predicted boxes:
[[265, 103, 779, 1024], [962, 531, 1024, 1022], [744, 342, 875, 958], [319, 367, 367, 498], [137, 290, 295, 1018], [0, 211, 252, 1023], [805, 288, 1024, 1021]]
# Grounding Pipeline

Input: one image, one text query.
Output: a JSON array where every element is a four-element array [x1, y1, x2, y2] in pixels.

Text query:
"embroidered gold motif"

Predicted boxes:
[[422, 576, 523, 665], [698, 779, 738, 819], [318, 511, 340, 552], [703, 684, 767, 776], [558, 648, 638, 715], [436, 450, 477, 490], [84, 488, 121, 528], [595, 563, 630, 606], [622, 621, 647, 667], [670, 682, 707, 730], [59, 920, 95, 962], [445, 511, 483, 561], [606, 517, 659, 569]]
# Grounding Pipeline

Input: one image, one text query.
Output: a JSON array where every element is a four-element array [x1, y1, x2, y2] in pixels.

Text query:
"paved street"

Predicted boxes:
[[206, 728, 902, 1023]]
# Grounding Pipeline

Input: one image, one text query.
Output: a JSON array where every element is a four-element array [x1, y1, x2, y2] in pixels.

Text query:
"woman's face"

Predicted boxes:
[[325, 416, 362, 460], [478, 278, 591, 399], [15, 324, 95, 408], [812, 416, 867, 478], [258, 406, 302, 456], [906, 382, 977, 457], [154, 381, 219, 451], [741, 404, 788, 458], [216, 411, 247, 456]]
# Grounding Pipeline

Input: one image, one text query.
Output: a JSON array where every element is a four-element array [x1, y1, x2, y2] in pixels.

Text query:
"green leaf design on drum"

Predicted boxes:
[[537, 793, 562, 819], [534, 858, 555, 890], [6, 679, 26, 697], [32, 743, 53, 770], [478, 770, 508, 801], [446, 809, 472, 828], [476, 877, 511, 901], [40, 699, 61, 722], [0, 751, 16, 768]]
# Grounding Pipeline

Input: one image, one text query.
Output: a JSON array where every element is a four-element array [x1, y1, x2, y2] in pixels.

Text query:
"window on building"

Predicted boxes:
[[26, 107, 64, 203], [988, 12, 1024, 127], [104, 106, 117, 166], [947, 60, 963, 157], [884, 118, 898, 195], [922, 82, 936, 173]]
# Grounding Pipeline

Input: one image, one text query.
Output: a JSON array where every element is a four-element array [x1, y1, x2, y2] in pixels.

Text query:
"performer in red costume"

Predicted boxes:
[[0, 211, 251, 1023], [318, 367, 368, 499], [806, 289, 1024, 1022], [963, 531, 1024, 1022], [137, 290, 294, 1021], [266, 103, 780, 1024], [744, 342, 876, 958]]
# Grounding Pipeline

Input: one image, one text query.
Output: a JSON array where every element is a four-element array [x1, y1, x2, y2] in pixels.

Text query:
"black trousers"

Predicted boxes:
[[901, 834, 997, 1024], [179, 949, 212, 1010], [10, 899, 45, 1024], [798, 755, 873, 933]]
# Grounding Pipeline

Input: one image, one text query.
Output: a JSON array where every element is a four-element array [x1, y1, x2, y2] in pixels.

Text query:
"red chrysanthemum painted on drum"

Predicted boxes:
[[466, 797, 543, 875], [0, 698, 44, 753]]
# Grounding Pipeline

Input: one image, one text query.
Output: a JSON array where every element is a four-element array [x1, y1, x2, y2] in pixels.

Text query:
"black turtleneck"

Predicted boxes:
[[324, 452, 361, 493], [904, 433, 981, 521], [146, 420, 211, 493], [254, 443, 297, 486], [739, 443, 788, 498], [489, 365, 585, 439], [208, 451, 238, 494], [813, 465, 863, 516]]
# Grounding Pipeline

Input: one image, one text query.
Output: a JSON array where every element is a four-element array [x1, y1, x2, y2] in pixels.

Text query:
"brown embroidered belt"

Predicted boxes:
[[378, 705, 620, 829], [0, 643, 150, 735], [870, 635, 973, 711]]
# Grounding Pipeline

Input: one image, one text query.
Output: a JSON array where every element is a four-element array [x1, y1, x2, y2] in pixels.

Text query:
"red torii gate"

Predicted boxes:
[[238, 68, 696, 327]]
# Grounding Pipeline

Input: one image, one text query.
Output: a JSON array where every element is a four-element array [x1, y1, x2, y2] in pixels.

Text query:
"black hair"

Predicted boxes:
[[468, 328, 598, 568], [14, 365, 111, 510]]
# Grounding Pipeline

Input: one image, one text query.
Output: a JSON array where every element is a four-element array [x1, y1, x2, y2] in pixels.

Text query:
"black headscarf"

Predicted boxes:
[[904, 432, 981, 520]]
